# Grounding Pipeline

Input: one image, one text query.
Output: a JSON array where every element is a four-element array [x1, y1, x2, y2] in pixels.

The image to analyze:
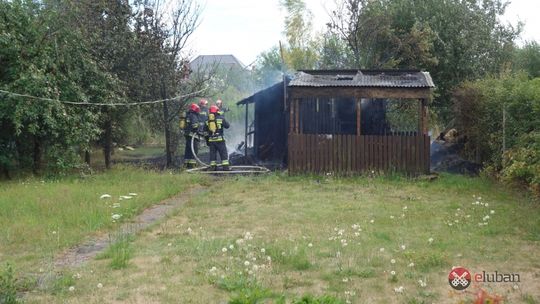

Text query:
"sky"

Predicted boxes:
[[188, 0, 540, 66]]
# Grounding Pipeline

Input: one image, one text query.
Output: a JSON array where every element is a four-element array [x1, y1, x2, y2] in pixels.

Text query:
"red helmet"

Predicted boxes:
[[209, 105, 219, 114], [189, 103, 200, 113], [199, 99, 208, 107]]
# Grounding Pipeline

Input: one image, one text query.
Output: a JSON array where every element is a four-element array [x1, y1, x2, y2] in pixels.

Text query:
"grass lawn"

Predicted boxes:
[[0, 166, 205, 274], [23, 173, 540, 304]]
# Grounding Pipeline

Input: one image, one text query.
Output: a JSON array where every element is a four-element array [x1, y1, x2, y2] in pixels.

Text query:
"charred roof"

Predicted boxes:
[[290, 70, 434, 88]]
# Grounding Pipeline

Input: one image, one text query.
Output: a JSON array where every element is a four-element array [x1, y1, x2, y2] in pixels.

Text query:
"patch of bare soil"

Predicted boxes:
[[53, 186, 206, 269]]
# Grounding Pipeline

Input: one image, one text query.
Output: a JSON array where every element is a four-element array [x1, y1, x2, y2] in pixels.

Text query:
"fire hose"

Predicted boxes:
[[186, 135, 270, 175]]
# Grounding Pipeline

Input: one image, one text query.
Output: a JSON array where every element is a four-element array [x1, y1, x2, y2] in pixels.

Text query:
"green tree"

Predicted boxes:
[[0, 0, 121, 174], [513, 41, 540, 78], [328, 0, 520, 123]]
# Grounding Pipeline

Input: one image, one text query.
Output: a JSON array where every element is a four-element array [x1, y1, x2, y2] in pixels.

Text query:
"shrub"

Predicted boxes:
[[0, 264, 18, 304]]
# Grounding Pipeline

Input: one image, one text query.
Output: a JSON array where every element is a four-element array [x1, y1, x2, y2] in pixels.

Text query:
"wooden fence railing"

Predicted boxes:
[[288, 134, 430, 174]]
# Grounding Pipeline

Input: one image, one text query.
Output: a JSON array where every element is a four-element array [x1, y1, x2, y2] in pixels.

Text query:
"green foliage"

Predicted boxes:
[[0, 264, 17, 304], [97, 234, 133, 270], [514, 41, 540, 78], [500, 132, 540, 197], [453, 74, 540, 196], [291, 295, 345, 304]]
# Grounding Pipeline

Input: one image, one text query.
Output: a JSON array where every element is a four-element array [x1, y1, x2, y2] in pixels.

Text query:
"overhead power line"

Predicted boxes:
[[0, 88, 207, 106]]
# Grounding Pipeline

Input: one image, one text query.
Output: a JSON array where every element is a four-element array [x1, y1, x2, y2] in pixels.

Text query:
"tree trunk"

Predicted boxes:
[[32, 136, 42, 174], [103, 119, 113, 169], [1, 166, 10, 179], [84, 150, 91, 166], [161, 80, 173, 168]]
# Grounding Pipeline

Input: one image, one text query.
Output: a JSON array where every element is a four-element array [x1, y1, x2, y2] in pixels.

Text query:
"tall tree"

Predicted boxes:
[[328, 0, 520, 122]]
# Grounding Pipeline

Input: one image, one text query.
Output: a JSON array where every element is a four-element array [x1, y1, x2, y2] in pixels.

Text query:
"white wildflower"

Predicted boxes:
[[308, 243, 313, 247], [354, 232, 360, 236], [229, 244, 234, 250], [167, 243, 172, 247], [73, 273, 81, 279], [490, 210, 495, 214], [244, 261, 250, 266], [513, 284, 519, 290], [128, 193, 138, 196], [400, 245, 406, 250], [260, 248, 265, 253], [120, 195, 132, 200], [394, 286, 404, 293], [390, 215, 395, 219], [68, 286, 75, 292], [100, 194, 111, 199], [267, 256, 272, 262], [210, 266, 217, 272], [222, 247, 227, 253], [428, 237, 434, 243], [390, 270, 396, 276], [235, 239, 244, 245], [111, 214, 121, 220], [342, 277, 349, 282], [390, 259, 396, 264], [485, 203, 489, 207], [253, 264, 259, 271], [112, 203, 121, 208], [408, 262, 415, 267], [52, 231, 57, 235], [97, 283, 103, 289], [370, 219, 375, 223], [187, 227, 192, 234], [403, 206, 408, 210], [379, 247, 385, 252]]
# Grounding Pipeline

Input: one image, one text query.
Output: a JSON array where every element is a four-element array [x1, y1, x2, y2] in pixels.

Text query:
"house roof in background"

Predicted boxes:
[[289, 70, 435, 88], [190, 54, 245, 71]]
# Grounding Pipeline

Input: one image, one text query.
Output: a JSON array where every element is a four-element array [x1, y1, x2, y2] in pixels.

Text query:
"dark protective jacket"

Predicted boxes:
[[206, 113, 230, 142], [185, 110, 201, 137], [199, 106, 209, 122]]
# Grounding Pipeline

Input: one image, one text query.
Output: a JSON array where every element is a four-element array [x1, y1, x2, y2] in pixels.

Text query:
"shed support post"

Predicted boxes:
[[245, 102, 249, 157], [356, 98, 361, 136], [418, 98, 428, 135]]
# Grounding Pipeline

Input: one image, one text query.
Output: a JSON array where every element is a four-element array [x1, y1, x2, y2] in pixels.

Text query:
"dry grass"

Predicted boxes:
[[22, 173, 540, 303]]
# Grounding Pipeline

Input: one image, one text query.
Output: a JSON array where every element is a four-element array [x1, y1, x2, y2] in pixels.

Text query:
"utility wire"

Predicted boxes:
[[0, 87, 206, 106]]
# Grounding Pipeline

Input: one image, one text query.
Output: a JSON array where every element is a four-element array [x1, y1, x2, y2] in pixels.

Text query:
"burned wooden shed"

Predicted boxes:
[[237, 69, 434, 174]]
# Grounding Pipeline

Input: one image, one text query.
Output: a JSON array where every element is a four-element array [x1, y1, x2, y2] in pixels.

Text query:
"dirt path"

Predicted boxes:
[[53, 186, 206, 269]]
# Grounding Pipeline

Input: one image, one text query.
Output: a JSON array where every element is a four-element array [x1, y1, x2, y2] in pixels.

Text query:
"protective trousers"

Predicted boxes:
[[184, 135, 199, 168], [209, 140, 229, 170]]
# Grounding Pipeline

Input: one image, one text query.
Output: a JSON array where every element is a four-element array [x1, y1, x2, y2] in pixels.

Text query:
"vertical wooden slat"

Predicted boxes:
[[308, 134, 313, 173], [425, 135, 430, 173], [347, 135, 352, 174], [369, 135, 374, 171], [356, 135, 366, 172], [314, 135, 319, 173], [351, 135, 356, 173]]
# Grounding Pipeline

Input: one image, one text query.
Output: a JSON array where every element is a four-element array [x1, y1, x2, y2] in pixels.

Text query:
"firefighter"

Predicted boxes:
[[199, 99, 209, 122], [215, 99, 229, 115], [206, 105, 230, 170], [181, 103, 201, 169]]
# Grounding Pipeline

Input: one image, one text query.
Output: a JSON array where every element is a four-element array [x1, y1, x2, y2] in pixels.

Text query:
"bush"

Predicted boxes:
[[453, 74, 540, 197], [0, 264, 17, 304], [501, 132, 540, 197]]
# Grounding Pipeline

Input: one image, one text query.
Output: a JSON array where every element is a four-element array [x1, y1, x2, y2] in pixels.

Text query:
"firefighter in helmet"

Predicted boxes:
[[205, 104, 230, 170], [215, 99, 229, 115], [180, 103, 201, 169], [198, 99, 209, 122]]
